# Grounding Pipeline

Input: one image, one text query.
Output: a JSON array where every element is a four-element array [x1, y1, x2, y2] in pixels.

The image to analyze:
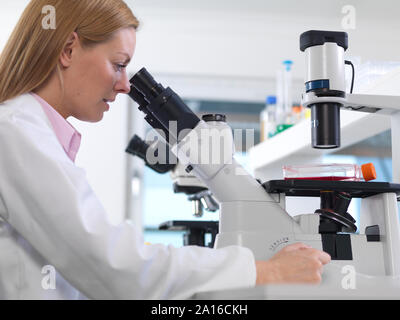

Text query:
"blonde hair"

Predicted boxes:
[[0, 0, 139, 103]]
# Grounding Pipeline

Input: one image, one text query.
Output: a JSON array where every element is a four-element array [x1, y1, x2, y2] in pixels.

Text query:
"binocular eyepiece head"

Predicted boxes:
[[127, 68, 201, 144]]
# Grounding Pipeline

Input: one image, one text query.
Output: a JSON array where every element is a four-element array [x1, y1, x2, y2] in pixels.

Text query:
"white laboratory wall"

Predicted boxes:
[[1, 0, 400, 226], [0, 1, 30, 49], [127, 0, 400, 81]]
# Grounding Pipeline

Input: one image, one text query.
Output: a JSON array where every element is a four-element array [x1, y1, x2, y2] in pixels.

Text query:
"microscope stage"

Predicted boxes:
[[263, 179, 400, 198]]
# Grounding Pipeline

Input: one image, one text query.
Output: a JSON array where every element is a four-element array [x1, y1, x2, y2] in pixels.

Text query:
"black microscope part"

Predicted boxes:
[[130, 67, 164, 99], [311, 102, 341, 149], [300, 30, 348, 52], [263, 179, 400, 236], [129, 67, 200, 144], [202, 114, 226, 122], [125, 134, 176, 174]]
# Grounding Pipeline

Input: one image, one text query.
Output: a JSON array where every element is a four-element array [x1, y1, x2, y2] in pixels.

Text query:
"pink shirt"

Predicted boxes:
[[30, 92, 81, 162]]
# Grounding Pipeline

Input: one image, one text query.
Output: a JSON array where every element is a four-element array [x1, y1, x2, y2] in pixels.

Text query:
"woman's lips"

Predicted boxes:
[[103, 99, 111, 111]]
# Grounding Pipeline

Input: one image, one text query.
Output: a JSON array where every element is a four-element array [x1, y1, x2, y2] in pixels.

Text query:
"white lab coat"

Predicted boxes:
[[0, 93, 256, 299]]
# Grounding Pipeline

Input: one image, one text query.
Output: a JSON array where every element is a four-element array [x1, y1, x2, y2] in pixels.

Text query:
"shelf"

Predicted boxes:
[[249, 110, 390, 172]]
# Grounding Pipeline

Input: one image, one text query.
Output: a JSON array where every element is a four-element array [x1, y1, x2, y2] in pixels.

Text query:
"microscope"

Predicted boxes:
[[127, 30, 400, 298]]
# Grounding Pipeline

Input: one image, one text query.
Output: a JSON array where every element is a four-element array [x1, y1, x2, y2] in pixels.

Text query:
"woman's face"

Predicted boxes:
[[62, 27, 136, 122]]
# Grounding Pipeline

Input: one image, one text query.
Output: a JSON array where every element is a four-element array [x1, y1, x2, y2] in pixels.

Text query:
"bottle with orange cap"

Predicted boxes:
[[282, 163, 377, 182], [291, 104, 305, 124], [359, 163, 377, 181]]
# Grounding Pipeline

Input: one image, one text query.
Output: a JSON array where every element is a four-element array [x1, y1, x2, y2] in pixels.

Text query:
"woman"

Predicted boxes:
[[0, 0, 330, 299]]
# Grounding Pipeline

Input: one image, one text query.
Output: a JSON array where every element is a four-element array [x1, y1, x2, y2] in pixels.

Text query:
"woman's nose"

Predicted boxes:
[[115, 72, 131, 94]]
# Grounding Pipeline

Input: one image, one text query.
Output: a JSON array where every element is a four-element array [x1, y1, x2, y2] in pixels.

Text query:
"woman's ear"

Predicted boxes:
[[59, 32, 80, 68]]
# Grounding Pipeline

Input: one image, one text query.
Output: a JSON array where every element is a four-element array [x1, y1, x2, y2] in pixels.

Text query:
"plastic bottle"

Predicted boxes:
[[282, 60, 293, 121], [260, 95, 277, 142], [275, 60, 294, 134], [260, 102, 268, 143], [291, 105, 304, 124], [282, 163, 377, 182]]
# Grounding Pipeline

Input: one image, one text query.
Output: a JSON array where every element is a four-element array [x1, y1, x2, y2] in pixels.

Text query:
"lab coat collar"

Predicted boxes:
[[29, 92, 81, 162]]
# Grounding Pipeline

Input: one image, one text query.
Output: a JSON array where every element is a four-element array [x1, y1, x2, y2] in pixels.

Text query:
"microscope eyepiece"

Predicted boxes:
[[128, 86, 149, 111], [130, 67, 164, 100], [128, 68, 201, 144]]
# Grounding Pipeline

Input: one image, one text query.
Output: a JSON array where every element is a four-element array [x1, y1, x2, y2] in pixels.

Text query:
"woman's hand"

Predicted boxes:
[[255, 242, 331, 285]]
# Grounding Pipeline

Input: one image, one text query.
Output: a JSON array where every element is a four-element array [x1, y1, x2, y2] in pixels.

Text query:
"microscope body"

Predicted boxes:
[[173, 117, 400, 291]]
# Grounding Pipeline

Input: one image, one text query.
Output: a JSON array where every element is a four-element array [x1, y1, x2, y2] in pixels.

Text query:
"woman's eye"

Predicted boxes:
[[115, 64, 127, 72]]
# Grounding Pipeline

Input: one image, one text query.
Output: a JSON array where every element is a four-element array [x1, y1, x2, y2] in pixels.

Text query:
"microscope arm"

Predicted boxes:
[[170, 120, 273, 203]]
